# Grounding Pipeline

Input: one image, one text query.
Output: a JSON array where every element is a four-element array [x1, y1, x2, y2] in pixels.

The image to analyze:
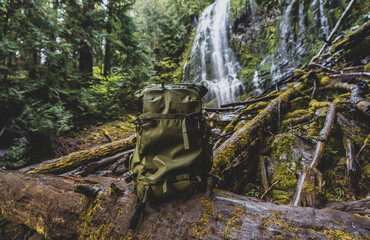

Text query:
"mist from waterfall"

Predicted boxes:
[[183, 0, 244, 107]]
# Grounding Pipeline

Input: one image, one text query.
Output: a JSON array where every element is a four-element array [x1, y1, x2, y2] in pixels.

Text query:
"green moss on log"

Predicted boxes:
[[32, 135, 136, 174]]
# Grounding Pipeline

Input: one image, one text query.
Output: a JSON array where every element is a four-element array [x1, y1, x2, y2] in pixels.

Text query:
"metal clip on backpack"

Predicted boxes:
[[126, 83, 213, 229]]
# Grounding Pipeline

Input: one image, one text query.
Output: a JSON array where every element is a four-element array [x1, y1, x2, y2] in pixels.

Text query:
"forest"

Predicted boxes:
[[0, 0, 369, 239]]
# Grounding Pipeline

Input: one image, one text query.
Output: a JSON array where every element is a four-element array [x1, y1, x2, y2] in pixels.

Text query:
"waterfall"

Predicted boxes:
[[183, 0, 244, 107], [253, 0, 332, 94]]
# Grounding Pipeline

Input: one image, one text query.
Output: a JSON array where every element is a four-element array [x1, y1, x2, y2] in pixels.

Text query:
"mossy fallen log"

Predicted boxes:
[[331, 20, 370, 56], [0, 170, 369, 239], [20, 135, 136, 174], [212, 82, 305, 175]]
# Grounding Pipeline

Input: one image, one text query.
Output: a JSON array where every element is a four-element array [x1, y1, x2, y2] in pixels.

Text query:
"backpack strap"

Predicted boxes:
[[129, 185, 151, 230]]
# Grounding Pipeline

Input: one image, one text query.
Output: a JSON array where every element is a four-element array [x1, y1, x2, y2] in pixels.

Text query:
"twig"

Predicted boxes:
[[260, 180, 280, 200], [356, 138, 368, 159]]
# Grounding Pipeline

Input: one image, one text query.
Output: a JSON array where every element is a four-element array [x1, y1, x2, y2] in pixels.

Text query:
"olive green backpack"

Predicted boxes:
[[126, 83, 213, 229]]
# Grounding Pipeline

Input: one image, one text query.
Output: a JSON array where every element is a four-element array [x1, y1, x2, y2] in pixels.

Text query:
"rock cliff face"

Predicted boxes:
[[229, 0, 369, 95]]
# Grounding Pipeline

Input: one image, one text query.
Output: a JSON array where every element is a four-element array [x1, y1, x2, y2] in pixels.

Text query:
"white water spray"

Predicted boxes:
[[184, 0, 244, 107]]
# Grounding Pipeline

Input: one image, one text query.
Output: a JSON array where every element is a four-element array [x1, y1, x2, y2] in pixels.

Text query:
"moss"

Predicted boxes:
[[318, 229, 364, 240], [223, 206, 245, 238], [191, 198, 216, 239], [290, 96, 311, 111], [320, 76, 331, 85], [365, 63, 370, 73], [272, 133, 297, 163], [284, 109, 310, 120], [33, 135, 136, 174], [77, 190, 116, 240], [262, 215, 298, 236], [309, 99, 330, 110]]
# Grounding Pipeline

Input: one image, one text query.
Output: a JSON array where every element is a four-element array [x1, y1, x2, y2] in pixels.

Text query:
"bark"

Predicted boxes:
[[0, 170, 369, 240], [79, 0, 94, 78], [103, 0, 113, 77], [299, 167, 326, 207], [212, 83, 304, 175], [20, 135, 136, 174]]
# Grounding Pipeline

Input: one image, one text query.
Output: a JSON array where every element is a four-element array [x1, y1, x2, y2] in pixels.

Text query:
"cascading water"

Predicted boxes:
[[183, 0, 244, 107], [252, 0, 331, 95]]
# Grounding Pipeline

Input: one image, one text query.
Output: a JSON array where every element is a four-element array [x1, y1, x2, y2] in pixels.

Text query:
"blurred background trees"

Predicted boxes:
[[0, 0, 214, 167]]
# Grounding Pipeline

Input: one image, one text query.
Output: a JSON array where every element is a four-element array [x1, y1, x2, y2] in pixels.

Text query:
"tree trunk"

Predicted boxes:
[[103, 0, 112, 77], [20, 135, 136, 174], [0, 170, 369, 240], [79, 0, 94, 79]]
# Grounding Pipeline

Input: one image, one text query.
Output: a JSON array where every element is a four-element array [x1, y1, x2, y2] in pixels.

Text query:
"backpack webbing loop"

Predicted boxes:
[[182, 118, 190, 150]]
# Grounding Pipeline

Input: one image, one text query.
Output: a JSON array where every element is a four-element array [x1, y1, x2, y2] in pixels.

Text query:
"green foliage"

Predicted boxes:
[[0, 145, 29, 169], [0, 0, 154, 165], [245, 189, 260, 198]]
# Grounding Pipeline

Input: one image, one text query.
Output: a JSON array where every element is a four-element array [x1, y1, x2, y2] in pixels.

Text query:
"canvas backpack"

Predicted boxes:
[[126, 83, 213, 229]]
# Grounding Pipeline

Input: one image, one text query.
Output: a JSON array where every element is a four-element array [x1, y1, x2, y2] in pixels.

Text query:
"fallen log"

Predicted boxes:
[[61, 148, 135, 177], [20, 135, 136, 174], [331, 19, 370, 56], [212, 82, 305, 175], [0, 170, 369, 239]]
